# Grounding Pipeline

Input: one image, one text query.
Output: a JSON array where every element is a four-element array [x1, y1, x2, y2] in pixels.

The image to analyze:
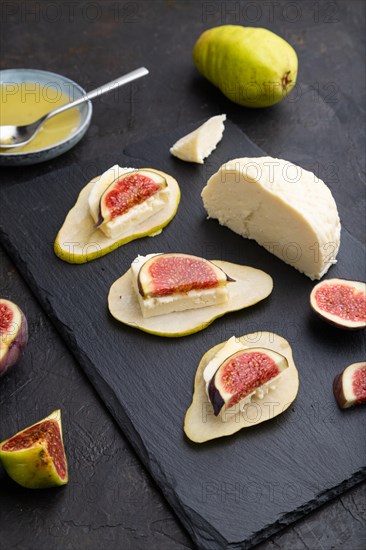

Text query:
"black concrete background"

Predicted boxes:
[[0, 1, 365, 549]]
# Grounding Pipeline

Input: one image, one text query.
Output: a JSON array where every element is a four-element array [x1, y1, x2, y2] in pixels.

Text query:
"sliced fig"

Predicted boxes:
[[108, 260, 273, 337], [0, 410, 68, 489], [137, 253, 233, 298], [96, 169, 167, 228], [184, 333, 299, 443], [208, 348, 289, 416], [310, 278, 366, 329], [333, 362, 366, 409], [0, 298, 28, 377], [54, 167, 180, 263]]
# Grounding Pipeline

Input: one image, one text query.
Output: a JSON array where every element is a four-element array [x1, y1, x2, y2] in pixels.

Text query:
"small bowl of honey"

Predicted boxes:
[[0, 68, 92, 165]]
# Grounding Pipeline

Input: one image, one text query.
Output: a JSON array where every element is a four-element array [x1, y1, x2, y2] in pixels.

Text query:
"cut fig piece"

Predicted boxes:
[[54, 167, 180, 264], [137, 253, 233, 298], [0, 410, 68, 488], [333, 362, 366, 409], [108, 260, 273, 337], [88, 165, 135, 222], [0, 299, 28, 377], [184, 332, 299, 443], [96, 169, 167, 228], [310, 278, 366, 329], [131, 254, 233, 319], [208, 348, 289, 416]]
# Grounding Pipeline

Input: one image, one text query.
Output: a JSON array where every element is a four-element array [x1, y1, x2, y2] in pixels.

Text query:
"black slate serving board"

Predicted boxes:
[[0, 120, 365, 550]]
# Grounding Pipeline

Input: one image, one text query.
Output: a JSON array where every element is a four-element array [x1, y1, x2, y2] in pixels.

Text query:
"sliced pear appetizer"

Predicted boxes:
[[184, 332, 299, 442], [170, 114, 226, 164], [108, 253, 273, 337], [55, 166, 180, 263]]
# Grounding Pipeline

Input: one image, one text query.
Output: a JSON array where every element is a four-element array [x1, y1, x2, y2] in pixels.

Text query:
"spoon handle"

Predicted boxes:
[[44, 67, 149, 122]]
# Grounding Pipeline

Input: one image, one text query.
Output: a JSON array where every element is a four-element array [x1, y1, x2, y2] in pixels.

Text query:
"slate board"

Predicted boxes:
[[0, 120, 365, 550]]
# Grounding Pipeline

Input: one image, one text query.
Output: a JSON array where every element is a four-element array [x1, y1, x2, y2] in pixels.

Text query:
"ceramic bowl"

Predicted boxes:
[[0, 68, 92, 166]]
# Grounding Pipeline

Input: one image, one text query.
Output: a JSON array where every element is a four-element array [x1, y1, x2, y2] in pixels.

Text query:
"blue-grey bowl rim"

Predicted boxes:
[[0, 68, 92, 159]]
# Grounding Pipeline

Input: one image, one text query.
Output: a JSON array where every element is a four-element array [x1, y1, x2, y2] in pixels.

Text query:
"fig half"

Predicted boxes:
[[184, 332, 299, 443], [333, 362, 366, 409], [310, 278, 366, 329], [96, 169, 167, 228], [0, 410, 68, 489], [0, 298, 28, 377], [137, 253, 233, 298], [54, 167, 180, 263], [208, 347, 289, 416], [108, 260, 273, 337]]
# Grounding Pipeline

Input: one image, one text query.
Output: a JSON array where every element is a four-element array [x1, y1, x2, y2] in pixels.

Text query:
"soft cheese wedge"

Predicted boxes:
[[55, 166, 180, 263], [108, 254, 273, 337], [202, 157, 341, 280], [184, 332, 299, 442], [170, 114, 226, 164]]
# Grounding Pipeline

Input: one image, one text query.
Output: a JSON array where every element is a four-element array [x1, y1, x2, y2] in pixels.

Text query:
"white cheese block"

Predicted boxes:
[[131, 254, 229, 318], [201, 157, 341, 280], [88, 166, 170, 238], [170, 114, 226, 164], [203, 336, 281, 411]]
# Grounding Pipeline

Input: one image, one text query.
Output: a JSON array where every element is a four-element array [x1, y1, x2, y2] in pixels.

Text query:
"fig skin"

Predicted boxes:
[[96, 169, 167, 228], [0, 299, 28, 377], [208, 348, 289, 416], [137, 253, 234, 298], [333, 362, 366, 409], [310, 278, 366, 330], [0, 410, 68, 489]]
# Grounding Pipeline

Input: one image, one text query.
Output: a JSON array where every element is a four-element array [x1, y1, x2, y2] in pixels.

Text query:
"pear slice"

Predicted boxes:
[[184, 332, 299, 443], [108, 260, 273, 337], [54, 168, 180, 264], [170, 114, 226, 164]]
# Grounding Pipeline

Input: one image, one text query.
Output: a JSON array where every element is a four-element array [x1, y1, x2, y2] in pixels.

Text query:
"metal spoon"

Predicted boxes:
[[0, 67, 149, 149]]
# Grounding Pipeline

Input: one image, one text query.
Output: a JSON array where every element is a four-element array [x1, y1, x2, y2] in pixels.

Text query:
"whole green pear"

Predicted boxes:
[[193, 25, 298, 108]]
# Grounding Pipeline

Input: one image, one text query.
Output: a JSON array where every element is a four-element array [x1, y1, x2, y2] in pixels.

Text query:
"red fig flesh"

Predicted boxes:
[[137, 253, 233, 298], [208, 348, 288, 416], [310, 278, 366, 329], [0, 299, 28, 377], [0, 410, 68, 488], [96, 169, 167, 227], [333, 362, 366, 409]]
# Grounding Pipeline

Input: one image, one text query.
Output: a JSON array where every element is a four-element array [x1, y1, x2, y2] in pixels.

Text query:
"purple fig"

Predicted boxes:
[[208, 347, 289, 416], [96, 169, 167, 228], [137, 253, 234, 298], [0, 299, 28, 377], [333, 362, 366, 409], [310, 278, 366, 329]]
